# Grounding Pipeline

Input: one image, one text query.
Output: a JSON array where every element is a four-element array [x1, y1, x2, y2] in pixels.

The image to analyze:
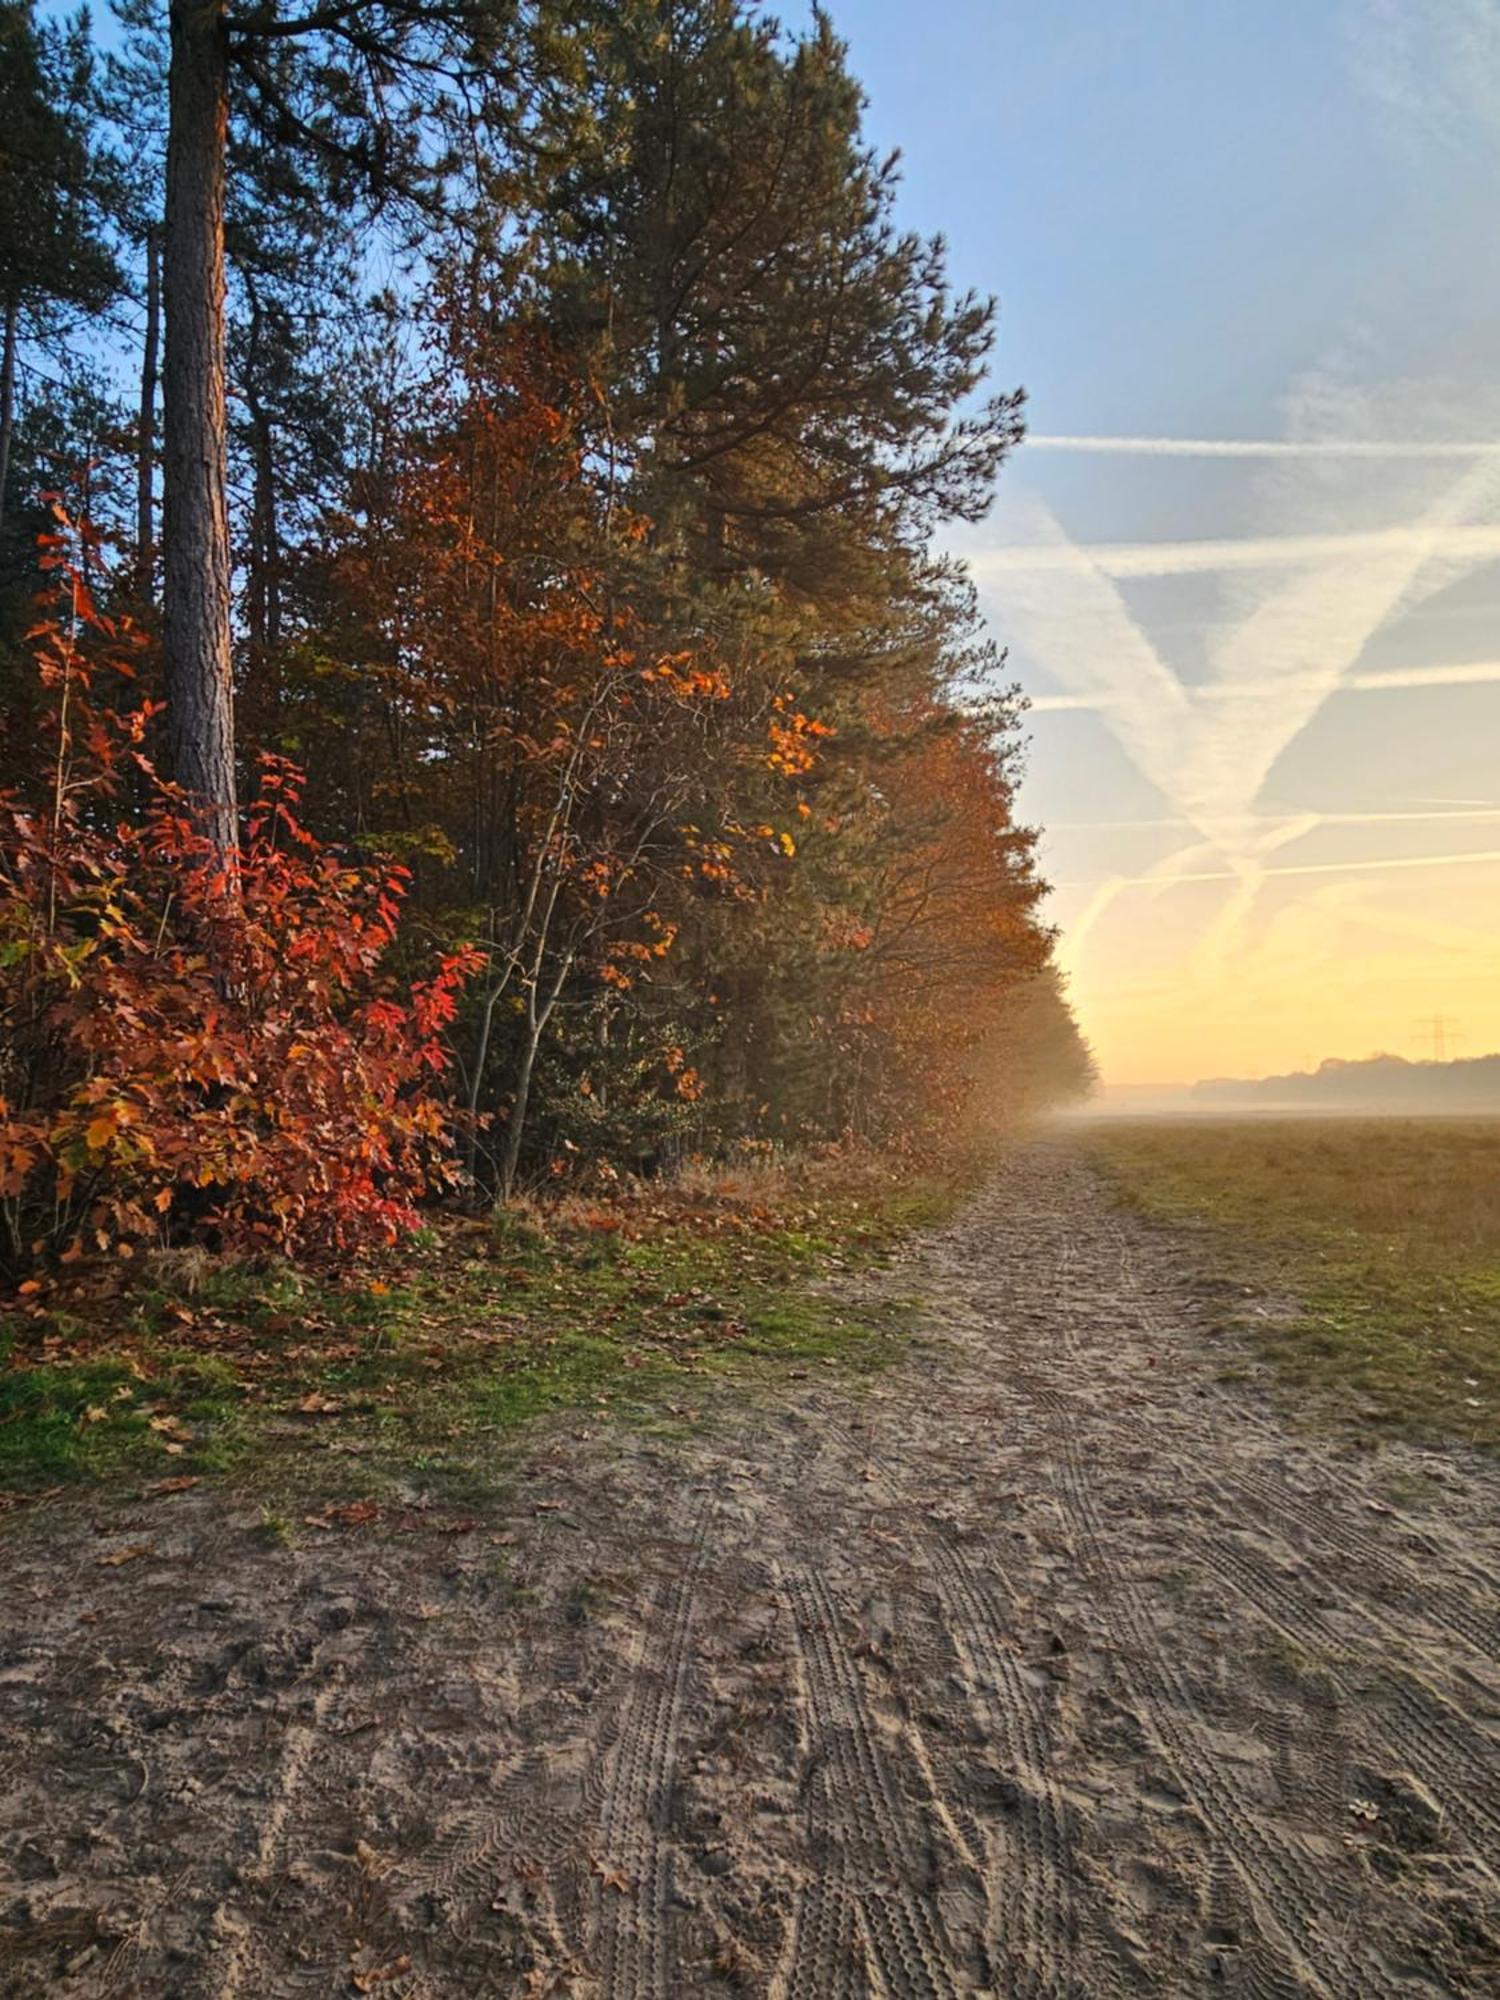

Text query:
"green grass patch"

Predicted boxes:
[[1082, 1117, 1500, 1444], [0, 1160, 961, 1504]]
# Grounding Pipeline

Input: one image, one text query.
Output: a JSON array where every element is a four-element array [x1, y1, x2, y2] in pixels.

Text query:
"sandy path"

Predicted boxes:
[[2, 1140, 1498, 1996]]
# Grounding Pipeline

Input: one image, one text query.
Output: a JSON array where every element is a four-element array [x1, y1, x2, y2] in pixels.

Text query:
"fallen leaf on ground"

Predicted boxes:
[[146, 1475, 200, 1497], [350, 1956, 410, 1993], [98, 1543, 154, 1567], [305, 1499, 380, 1529], [298, 1392, 344, 1415], [0, 1486, 64, 1511]]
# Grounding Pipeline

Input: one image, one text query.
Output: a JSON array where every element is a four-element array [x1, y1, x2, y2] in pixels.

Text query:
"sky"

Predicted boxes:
[[812, 0, 1500, 1088]]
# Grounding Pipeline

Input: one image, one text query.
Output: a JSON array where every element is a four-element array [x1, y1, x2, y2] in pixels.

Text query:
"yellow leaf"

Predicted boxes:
[[85, 1112, 118, 1151]]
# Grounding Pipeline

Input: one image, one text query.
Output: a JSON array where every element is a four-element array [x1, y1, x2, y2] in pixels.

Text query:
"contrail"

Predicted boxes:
[[1024, 434, 1500, 458], [1049, 807, 1500, 830], [1026, 656, 1500, 712], [1054, 847, 1500, 890], [970, 523, 1500, 578]]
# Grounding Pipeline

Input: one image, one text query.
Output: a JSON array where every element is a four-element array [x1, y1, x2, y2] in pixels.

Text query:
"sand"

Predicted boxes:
[[2, 1139, 1497, 1996]]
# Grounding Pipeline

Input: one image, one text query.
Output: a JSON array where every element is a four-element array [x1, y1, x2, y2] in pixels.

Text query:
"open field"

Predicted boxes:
[[1082, 1116, 1500, 1445]]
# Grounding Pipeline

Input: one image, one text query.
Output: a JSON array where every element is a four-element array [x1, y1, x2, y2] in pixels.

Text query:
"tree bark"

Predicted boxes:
[[135, 224, 161, 601], [163, 2, 236, 853], [0, 296, 18, 539]]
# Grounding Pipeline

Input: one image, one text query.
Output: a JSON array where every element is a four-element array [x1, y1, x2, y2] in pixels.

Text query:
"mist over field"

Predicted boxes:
[[1194, 1051, 1500, 1114]]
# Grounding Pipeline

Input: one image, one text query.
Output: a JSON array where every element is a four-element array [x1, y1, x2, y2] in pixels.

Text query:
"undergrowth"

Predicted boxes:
[[0, 1151, 967, 1506]]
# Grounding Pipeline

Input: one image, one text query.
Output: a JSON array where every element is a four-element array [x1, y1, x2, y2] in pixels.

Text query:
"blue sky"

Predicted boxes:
[[813, 0, 1500, 1085]]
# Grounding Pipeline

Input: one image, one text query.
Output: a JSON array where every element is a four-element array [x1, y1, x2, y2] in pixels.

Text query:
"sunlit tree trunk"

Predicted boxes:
[[163, 0, 236, 853]]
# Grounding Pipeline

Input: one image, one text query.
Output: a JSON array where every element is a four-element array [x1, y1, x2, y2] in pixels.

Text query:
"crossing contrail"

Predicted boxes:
[[1032, 656, 1500, 712], [970, 524, 1500, 579], [1054, 847, 1500, 891], [1027, 657, 1500, 712]]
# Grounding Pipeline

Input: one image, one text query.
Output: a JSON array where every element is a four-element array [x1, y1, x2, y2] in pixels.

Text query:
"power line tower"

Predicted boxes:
[[1413, 1014, 1464, 1063]]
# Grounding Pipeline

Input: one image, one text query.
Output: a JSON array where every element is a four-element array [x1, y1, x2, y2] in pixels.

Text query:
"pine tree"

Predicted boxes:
[[158, 0, 517, 849]]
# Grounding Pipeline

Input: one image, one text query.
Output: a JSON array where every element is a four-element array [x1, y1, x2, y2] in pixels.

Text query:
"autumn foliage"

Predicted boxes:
[[0, 2, 1097, 1279], [0, 541, 476, 1273]]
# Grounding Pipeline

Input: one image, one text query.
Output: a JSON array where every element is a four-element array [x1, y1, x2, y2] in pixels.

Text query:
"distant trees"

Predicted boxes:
[[0, 0, 1092, 1247]]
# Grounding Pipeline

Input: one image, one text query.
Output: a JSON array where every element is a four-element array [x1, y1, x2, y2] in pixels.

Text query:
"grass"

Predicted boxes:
[[1083, 1117, 1500, 1445], [0, 1153, 964, 1505]]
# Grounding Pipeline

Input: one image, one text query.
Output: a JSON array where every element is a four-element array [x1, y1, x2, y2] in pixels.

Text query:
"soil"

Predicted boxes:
[[2, 1139, 1498, 1997]]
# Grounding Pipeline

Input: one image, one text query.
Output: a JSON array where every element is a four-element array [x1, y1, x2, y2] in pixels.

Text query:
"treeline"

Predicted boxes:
[[1194, 1055, 1500, 1114], [0, 0, 1090, 1264]]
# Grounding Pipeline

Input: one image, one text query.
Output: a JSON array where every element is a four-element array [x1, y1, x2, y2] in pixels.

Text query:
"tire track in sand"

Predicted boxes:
[[1187, 1531, 1500, 1870], [926, 1536, 1084, 1998], [779, 1565, 962, 2000], [1051, 1435, 1402, 2000], [790, 1388, 1086, 1995], [592, 1515, 711, 1999], [1222, 1465, 1499, 1670]]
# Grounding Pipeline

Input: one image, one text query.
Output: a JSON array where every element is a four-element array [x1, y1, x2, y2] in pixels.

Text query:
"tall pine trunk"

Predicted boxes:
[[163, 2, 236, 853], [0, 296, 17, 538], [135, 224, 160, 601]]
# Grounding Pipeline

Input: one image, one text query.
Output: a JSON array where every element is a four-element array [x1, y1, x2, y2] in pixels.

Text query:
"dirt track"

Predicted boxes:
[[3, 1140, 1499, 1996]]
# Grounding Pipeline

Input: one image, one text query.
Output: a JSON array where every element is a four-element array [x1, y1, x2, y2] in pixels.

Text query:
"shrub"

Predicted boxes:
[[0, 537, 478, 1274]]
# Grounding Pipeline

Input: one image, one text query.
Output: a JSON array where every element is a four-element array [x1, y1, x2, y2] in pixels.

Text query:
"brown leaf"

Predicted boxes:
[[305, 1499, 380, 1530], [98, 1543, 154, 1567], [146, 1475, 199, 1497], [350, 1957, 411, 1993]]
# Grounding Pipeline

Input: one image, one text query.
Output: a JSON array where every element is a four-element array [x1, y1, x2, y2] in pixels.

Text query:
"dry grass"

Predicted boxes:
[[1083, 1117, 1500, 1445]]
